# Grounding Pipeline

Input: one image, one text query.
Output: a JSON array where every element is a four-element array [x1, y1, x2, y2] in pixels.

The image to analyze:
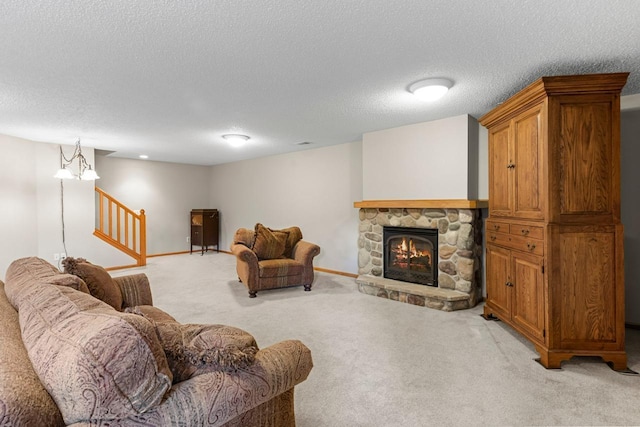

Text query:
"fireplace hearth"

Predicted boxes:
[[384, 226, 438, 286]]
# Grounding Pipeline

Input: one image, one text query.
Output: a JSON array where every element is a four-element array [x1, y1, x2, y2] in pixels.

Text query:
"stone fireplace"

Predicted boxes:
[[355, 203, 485, 311]]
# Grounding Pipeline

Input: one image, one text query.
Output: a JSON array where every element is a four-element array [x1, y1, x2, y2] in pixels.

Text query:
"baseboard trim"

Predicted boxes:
[[105, 250, 191, 271], [147, 251, 190, 258], [314, 267, 358, 278], [626, 323, 640, 330], [105, 263, 141, 271]]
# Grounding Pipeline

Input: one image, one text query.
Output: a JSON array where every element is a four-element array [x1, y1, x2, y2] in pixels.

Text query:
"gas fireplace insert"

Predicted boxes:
[[383, 226, 438, 286]]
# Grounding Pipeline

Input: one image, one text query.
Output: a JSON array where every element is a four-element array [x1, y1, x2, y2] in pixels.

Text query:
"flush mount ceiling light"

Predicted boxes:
[[222, 134, 250, 147], [409, 78, 453, 101]]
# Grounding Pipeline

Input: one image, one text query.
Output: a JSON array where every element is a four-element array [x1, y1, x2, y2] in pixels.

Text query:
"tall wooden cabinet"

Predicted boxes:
[[190, 209, 219, 255], [480, 73, 628, 370]]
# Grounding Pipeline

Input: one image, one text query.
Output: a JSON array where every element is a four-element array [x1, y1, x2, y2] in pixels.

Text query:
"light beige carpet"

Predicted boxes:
[[114, 253, 640, 426]]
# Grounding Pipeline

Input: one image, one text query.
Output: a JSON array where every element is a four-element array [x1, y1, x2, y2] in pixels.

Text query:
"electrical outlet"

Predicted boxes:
[[54, 253, 60, 261], [186, 237, 190, 243]]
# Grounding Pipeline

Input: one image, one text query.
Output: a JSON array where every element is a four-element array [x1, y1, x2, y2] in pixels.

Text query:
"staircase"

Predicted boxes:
[[94, 187, 147, 266]]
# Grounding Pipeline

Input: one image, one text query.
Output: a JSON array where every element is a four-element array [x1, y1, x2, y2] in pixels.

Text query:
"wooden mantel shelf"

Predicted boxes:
[[353, 199, 488, 209]]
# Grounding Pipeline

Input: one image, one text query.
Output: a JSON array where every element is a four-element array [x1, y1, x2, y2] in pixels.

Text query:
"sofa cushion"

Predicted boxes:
[[252, 223, 288, 260], [4, 270, 172, 424], [62, 257, 123, 311], [258, 258, 305, 278], [153, 323, 258, 383]]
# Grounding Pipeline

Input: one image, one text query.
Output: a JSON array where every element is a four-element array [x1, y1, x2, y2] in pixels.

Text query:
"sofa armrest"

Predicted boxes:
[[149, 340, 313, 426], [230, 243, 258, 263], [231, 243, 260, 287], [113, 273, 153, 308], [292, 240, 320, 265]]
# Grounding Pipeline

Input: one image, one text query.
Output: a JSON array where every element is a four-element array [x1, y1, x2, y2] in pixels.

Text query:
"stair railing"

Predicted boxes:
[[94, 187, 146, 266]]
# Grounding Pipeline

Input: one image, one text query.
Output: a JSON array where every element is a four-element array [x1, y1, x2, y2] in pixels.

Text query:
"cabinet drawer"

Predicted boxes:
[[487, 232, 544, 256], [486, 220, 509, 234], [510, 224, 543, 240]]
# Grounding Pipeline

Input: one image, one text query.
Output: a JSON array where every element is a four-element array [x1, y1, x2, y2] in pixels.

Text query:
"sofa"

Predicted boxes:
[[0, 257, 313, 426], [230, 224, 321, 298]]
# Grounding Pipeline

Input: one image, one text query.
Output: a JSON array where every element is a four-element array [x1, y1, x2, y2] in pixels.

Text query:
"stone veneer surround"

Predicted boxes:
[[356, 207, 483, 311]]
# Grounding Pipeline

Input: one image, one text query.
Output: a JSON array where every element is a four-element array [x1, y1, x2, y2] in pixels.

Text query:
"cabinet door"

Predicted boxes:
[[191, 225, 203, 246], [489, 122, 513, 217], [485, 244, 511, 320], [553, 96, 616, 222], [202, 210, 219, 246], [513, 106, 545, 220], [553, 225, 622, 350], [511, 251, 545, 343]]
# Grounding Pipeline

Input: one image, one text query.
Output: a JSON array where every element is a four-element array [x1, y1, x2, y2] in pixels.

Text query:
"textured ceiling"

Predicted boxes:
[[1, 0, 639, 165]]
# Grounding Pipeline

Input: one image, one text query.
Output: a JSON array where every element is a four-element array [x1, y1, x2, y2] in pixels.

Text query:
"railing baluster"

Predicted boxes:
[[125, 211, 129, 250], [108, 200, 113, 238], [117, 206, 121, 244], [133, 215, 137, 253], [98, 190, 104, 233]]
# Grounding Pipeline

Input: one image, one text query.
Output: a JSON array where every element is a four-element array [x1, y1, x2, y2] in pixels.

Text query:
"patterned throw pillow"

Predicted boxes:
[[62, 257, 124, 311], [270, 226, 303, 258], [251, 223, 288, 260], [153, 322, 259, 383], [45, 273, 91, 294], [232, 228, 256, 248]]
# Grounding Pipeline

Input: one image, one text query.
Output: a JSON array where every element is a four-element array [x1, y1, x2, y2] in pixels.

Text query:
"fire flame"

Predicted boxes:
[[392, 238, 431, 265]]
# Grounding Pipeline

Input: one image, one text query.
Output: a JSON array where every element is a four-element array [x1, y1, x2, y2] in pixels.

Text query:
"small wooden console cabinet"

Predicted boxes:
[[190, 209, 219, 255], [480, 73, 628, 370]]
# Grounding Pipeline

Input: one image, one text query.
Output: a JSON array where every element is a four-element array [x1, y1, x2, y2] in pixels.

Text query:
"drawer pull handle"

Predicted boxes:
[[493, 224, 501, 231], [521, 229, 529, 236], [507, 163, 515, 169], [527, 242, 536, 251], [490, 235, 497, 241], [506, 281, 513, 287]]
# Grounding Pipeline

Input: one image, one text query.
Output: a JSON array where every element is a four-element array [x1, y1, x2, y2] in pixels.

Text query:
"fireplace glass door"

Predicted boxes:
[[383, 226, 438, 286]]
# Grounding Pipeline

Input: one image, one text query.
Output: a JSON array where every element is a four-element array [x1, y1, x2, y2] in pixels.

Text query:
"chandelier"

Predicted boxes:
[[53, 139, 100, 181]]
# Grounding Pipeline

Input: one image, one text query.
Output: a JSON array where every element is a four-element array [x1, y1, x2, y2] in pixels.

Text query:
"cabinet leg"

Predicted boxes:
[[481, 313, 500, 321], [535, 345, 570, 369], [535, 347, 630, 372], [249, 291, 257, 298], [481, 305, 500, 321], [304, 285, 311, 292]]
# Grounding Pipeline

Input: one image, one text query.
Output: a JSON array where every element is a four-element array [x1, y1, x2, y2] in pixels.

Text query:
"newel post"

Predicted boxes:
[[139, 209, 147, 266]]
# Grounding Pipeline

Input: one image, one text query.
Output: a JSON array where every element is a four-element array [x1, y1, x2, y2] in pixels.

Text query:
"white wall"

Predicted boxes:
[[362, 114, 478, 200], [0, 135, 39, 276], [477, 124, 488, 200], [209, 142, 363, 274], [95, 156, 211, 255], [621, 109, 640, 326], [0, 136, 130, 278]]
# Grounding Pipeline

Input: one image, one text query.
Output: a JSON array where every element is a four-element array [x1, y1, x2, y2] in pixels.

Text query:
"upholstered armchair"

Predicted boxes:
[[230, 224, 321, 298]]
